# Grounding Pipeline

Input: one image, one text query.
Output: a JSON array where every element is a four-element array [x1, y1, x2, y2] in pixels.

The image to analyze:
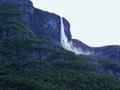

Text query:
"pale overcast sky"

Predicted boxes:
[[31, 0, 120, 47]]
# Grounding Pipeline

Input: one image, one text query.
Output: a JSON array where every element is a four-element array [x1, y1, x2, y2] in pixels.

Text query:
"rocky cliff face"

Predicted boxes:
[[25, 9, 73, 45], [0, 0, 61, 45], [25, 8, 61, 44]]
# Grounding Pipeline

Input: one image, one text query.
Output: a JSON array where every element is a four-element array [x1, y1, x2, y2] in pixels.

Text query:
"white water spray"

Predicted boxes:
[[60, 17, 91, 55], [60, 17, 73, 51]]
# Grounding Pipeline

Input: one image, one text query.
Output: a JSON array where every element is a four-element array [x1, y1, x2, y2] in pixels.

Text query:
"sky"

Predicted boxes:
[[31, 0, 120, 47]]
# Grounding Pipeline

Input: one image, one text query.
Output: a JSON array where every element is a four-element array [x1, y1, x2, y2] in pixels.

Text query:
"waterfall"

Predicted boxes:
[[60, 17, 73, 51], [60, 17, 66, 47], [60, 17, 91, 55]]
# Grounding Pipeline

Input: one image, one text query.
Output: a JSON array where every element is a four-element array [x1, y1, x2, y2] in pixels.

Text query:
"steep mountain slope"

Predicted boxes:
[[0, 0, 120, 90]]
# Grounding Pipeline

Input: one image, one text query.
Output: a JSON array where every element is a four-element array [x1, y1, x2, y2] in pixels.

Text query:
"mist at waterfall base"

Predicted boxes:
[[60, 17, 91, 55], [31, 0, 120, 47]]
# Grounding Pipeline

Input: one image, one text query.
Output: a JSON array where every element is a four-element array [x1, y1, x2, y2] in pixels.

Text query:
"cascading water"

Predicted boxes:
[[60, 17, 66, 48], [60, 17, 73, 51], [60, 17, 91, 55]]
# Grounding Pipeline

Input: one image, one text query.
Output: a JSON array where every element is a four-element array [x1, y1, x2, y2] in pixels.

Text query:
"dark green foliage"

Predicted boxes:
[[0, 36, 71, 65], [0, 59, 120, 90], [80, 55, 120, 73], [0, 4, 21, 15], [0, 21, 35, 36], [0, 4, 35, 37]]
